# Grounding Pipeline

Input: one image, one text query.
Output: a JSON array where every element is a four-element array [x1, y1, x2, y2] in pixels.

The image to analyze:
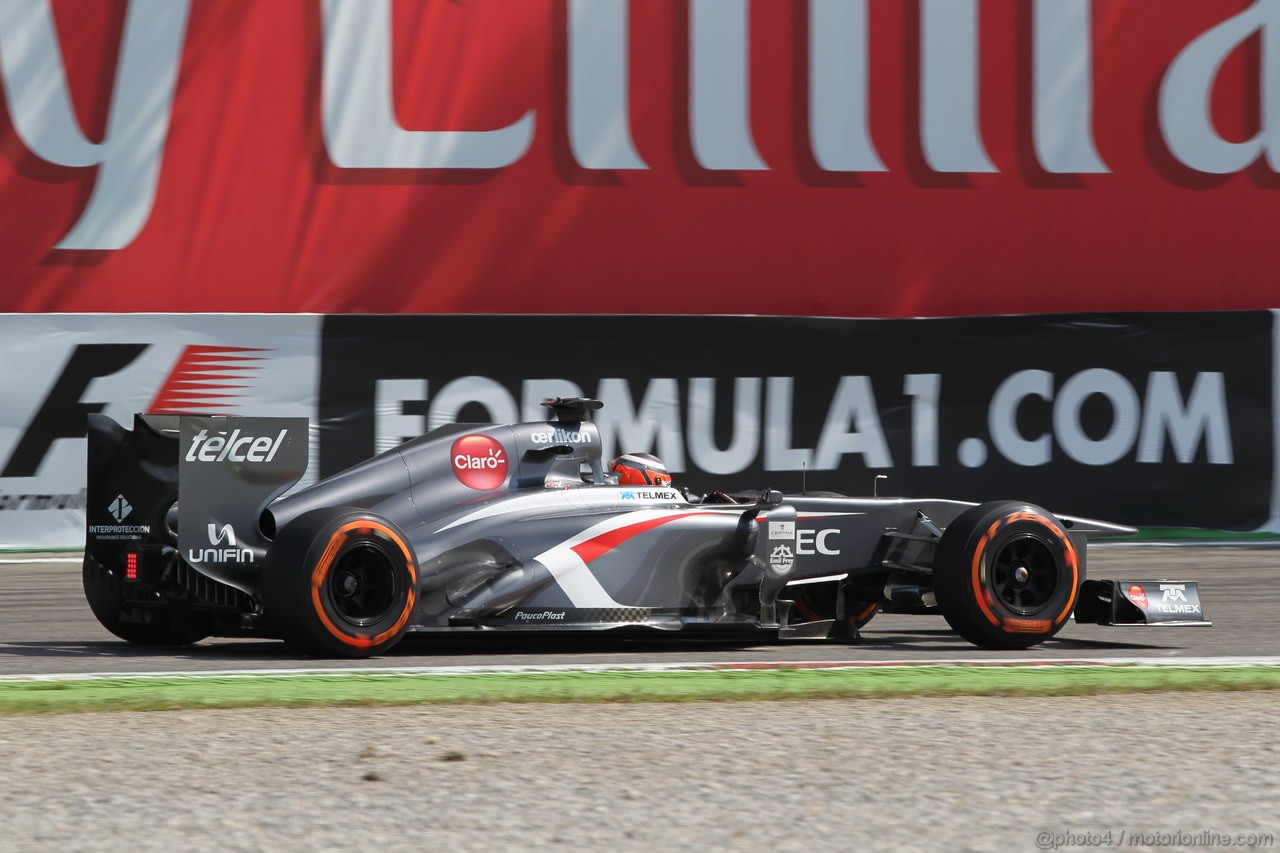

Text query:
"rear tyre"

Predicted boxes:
[[82, 556, 210, 646], [933, 502, 1080, 650], [262, 508, 418, 658]]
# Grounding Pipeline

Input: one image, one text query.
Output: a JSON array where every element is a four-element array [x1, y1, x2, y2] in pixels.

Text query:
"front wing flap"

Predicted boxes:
[[1074, 579, 1211, 627]]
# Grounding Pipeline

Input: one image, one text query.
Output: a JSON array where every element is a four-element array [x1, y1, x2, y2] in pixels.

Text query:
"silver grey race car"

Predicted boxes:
[[83, 398, 1209, 657]]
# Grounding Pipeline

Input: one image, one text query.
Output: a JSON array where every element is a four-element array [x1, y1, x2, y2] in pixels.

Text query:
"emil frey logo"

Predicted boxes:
[[770, 544, 795, 572], [451, 435, 509, 490], [1127, 585, 1149, 610]]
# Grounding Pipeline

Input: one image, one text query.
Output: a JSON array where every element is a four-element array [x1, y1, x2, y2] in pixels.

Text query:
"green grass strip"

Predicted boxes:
[[1, 665, 1277, 715], [1123, 527, 1280, 542]]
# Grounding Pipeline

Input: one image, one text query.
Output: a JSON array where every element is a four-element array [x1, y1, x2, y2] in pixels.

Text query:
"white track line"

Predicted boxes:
[[2, 656, 1278, 683]]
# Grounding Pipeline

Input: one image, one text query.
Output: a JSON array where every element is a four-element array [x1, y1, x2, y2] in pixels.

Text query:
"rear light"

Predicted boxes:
[[125, 552, 139, 581]]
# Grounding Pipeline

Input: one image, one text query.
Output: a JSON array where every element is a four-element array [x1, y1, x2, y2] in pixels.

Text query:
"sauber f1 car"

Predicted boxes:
[[83, 398, 1209, 657]]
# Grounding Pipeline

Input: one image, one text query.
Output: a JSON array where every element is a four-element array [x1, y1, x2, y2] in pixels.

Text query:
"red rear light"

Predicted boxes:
[[125, 552, 138, 581]]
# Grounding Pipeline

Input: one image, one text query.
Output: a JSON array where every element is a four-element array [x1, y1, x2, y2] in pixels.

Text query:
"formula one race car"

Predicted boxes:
[[83, 398, 1209, 657]]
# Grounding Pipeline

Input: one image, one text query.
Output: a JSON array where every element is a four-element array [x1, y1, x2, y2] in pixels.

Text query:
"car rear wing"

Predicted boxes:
[[86, 414, 183, 569], [86, 414, 309, 591]]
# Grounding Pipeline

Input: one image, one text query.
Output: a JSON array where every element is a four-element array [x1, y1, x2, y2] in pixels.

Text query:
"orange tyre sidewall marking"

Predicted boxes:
[[852, 602, 879, 625], [310, 520, 417, 649], [970, 513, 1079, 634]]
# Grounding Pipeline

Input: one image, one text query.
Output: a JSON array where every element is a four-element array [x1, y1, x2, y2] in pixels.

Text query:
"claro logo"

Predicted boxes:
[[451, 435, 509, 490], [186, 428, 289, 464]]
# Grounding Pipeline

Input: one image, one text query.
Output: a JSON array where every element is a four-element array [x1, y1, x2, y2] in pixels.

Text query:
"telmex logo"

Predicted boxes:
[[1153, 582, 1201, 614], [620, 489, 681, 502], [451, 435, 509, 490], [185, 429, 289, 464]]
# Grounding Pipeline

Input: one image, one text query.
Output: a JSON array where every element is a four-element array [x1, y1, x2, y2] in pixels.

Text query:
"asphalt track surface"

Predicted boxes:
[[2, 545, 1277, 676]]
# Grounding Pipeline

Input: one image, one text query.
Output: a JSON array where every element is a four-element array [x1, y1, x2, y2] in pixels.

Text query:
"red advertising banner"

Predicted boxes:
[[1, 0, 1277, 316]]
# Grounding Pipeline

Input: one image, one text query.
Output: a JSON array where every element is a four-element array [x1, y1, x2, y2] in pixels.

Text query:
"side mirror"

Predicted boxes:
[[761, 489, 784, 507]]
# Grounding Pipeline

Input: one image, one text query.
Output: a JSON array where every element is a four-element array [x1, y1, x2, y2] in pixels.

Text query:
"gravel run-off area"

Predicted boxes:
[[1, 692, 1277, 852]]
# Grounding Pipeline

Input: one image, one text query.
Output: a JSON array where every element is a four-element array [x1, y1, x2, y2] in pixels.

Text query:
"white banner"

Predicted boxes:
[[0, 315, 320, 550]]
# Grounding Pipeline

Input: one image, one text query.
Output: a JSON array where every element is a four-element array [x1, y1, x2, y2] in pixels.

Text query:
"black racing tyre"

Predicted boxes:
[[790, 583, 880, 630], [262, 508, 418, 658], [933, 502, 1081, 650], [82, 555, 210, 646], [847, 600, 880, 630]]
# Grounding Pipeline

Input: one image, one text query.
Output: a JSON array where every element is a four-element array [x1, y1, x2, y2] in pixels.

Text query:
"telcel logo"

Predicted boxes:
[[186, 428, 289, 463], [451, 435, 509, 490]]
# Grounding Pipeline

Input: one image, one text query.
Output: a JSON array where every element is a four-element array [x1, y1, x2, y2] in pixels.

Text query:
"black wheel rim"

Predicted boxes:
[[989, 533, 1059, 615], [328, 543, 398, 626]]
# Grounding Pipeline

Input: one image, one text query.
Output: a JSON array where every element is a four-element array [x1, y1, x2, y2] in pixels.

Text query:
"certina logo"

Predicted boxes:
[[514, 611, 566, 622], [529, 428, 592, 445], [186, 429, 289, 464], [186, 523, 253, 564], [1127, 585, 1149, 610], [451, 435, 509, 490]]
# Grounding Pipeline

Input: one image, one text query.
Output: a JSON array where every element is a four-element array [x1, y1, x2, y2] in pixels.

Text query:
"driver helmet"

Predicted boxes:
[[609, 452, 672, 487]]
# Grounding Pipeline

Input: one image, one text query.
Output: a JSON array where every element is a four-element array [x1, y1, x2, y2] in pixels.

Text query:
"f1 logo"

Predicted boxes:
[[2, 343, 148, 477]]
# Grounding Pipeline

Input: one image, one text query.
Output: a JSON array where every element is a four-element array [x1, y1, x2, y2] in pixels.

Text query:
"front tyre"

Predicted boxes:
[[790, 583, 880, 631], [262, 509, 418, 658], [933, 502, 1081, 650]]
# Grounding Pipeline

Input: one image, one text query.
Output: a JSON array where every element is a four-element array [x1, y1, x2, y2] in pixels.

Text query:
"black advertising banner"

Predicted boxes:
[[319, 313, 1273, 531]]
